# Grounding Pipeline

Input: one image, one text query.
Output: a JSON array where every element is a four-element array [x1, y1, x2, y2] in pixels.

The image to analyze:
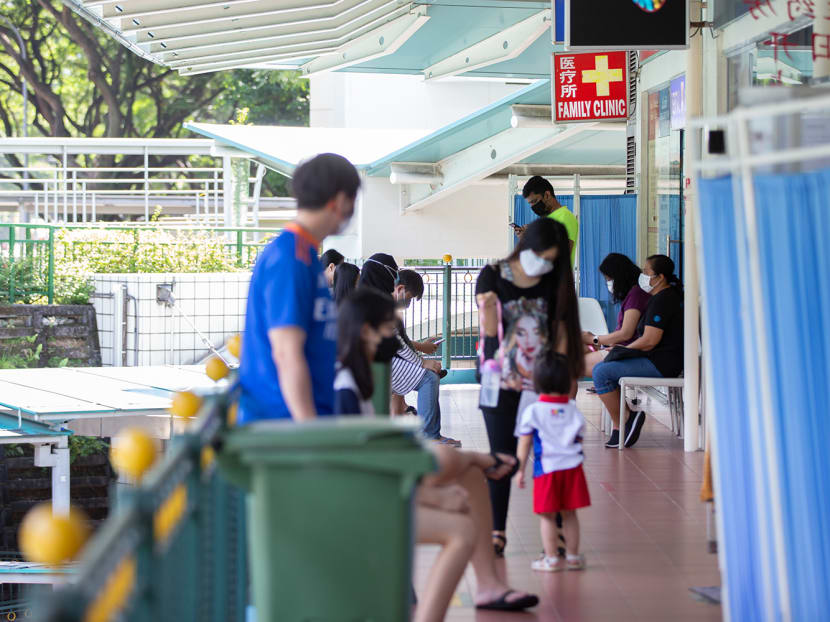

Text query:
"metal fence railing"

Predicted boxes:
[[0, 224, 281, 304], [400, 264, 484, 364], [38, 393, 247, 622]]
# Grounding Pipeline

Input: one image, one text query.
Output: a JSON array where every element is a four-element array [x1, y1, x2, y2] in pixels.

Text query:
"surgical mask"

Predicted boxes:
[[374, 335, 400, 363], [606, 280, 614, 295], [530, 201, 547, 217], [639, 273, 655, 293], [519, 249, 554, 277]]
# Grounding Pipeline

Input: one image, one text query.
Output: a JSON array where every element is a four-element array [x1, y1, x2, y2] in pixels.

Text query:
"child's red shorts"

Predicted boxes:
[[533, 464, 591, 514]]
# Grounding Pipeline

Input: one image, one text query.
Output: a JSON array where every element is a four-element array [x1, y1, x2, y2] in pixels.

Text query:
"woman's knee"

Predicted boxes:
[[592, 361, 621, 395]]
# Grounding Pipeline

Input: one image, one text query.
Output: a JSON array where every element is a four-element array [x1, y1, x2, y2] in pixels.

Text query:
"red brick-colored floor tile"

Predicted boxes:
[[411, 388, 721, 622]]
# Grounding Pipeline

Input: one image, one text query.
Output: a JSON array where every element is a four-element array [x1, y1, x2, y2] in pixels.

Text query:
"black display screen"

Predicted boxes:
[[568, 0, 688, 49]]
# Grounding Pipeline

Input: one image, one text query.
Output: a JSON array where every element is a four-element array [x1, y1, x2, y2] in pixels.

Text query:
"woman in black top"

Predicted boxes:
[[475, 218, 583, 556], [592, 254, 684, 449]]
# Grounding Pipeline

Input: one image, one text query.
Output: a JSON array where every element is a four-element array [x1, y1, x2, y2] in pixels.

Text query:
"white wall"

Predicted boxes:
[[310, 73, 527, 130], [92, 273, 250, 367], [354, 176, 509, 260]]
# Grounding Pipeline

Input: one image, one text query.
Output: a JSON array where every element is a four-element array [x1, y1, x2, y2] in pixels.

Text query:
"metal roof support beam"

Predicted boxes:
[[423, 9, 550, 81], [401, 123, 598, 214], [299, 7, 429, 76], [510, 104, 552, 128], [135, 0, 402, 50], [389, 162, 442, 185], [173, 4, 414, 74]]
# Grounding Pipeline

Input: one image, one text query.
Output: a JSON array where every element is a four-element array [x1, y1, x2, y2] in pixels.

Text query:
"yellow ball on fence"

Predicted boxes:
[[205, 356, 230, 382], [19, 503, 90, 565], [442, 254, 453, 264], [170, 391, 202, 420], [110, 428, 157, 481], [227, 334, 241, 359], [227, 402, 239, 427]]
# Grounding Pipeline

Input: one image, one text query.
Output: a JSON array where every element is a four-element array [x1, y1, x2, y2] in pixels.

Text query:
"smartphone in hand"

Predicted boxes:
[[432, 337, 446, 345]]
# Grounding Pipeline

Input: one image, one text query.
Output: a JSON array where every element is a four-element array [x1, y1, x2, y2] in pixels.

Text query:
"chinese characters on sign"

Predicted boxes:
[[747, 0, 830, 62], [553, 52, 628, 123]]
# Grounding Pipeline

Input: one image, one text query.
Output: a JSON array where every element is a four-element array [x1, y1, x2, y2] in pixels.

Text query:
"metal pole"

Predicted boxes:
[[683, 4, 702, 453], [47, 227, 55, 304], [62, 147, 68, 222], [573, 173, 581, 293], [442, 259, 452, 370], [144, 147, 150, 221]]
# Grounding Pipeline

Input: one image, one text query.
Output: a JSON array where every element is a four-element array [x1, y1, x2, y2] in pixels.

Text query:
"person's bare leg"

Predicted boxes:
[[598, 388, 622, 429], [390, 393, 407, 416], [414, 506, 476, 622], [583, 350, 607, 378], [539, 513, 560, 558], [456, 466, 535, 605], [559, 510, 580, 556]]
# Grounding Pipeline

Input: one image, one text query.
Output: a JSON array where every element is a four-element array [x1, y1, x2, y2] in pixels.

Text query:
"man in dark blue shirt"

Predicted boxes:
[[239, 153, 361, 422]]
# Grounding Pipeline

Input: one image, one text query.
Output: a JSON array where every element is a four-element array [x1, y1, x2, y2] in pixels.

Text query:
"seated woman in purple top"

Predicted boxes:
[[582, 253, 651, 376]]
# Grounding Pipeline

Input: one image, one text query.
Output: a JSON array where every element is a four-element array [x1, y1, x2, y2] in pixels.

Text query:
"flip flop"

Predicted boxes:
[[484, 452, 519, 480], [476, 590, 539, 611]]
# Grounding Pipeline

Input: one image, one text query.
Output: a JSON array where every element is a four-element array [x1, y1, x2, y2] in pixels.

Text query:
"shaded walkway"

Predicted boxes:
[[412, 386, 721, 621]]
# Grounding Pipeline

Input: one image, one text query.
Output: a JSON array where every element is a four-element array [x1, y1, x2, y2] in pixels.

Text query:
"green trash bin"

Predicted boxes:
[[219, 418, 436, 622]]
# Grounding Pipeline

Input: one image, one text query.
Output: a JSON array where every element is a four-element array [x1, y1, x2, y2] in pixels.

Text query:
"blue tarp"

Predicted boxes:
[[513, 193, 638, 331]]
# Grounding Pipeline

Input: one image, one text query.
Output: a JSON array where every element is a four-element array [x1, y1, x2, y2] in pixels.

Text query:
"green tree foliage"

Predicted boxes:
[[0, 0, 308, 196]]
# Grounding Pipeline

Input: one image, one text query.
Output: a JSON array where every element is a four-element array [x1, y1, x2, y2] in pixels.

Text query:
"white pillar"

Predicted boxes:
[[816, 5, 830, 80], [683, 1, 703, 452], [34, 439, 70, 517]]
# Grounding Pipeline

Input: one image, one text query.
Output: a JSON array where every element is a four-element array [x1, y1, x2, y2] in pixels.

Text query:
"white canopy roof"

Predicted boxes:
[[185, 122, 430, 174]]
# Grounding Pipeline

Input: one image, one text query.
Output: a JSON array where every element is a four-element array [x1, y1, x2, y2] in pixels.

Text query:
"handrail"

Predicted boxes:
[[38, 389, 247, 622]]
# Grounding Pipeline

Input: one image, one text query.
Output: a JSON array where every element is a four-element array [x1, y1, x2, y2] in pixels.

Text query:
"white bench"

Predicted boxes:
[[600, 376, 684, 450]]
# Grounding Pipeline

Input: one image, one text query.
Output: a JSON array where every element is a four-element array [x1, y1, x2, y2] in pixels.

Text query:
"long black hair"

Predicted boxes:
[[506, 218, 583, 380], [337, 287, 397, 400], [333, 262, 360, 306], [599, 253, 642, 303], [646, 254, 683, 293], [358, 253, 398, 293]]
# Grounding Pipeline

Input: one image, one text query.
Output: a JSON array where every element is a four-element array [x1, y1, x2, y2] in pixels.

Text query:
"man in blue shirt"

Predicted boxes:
[[239, 153, 361, 422]]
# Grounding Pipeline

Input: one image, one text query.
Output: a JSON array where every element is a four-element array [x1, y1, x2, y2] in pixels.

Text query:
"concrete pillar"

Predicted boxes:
[[683, 0, 703, 452], [816, 4, 830, 81]]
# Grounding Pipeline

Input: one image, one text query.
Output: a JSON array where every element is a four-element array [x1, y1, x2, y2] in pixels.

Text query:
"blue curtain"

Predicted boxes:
[[513, 194, 637, 331], [699, 169, 830, 620]]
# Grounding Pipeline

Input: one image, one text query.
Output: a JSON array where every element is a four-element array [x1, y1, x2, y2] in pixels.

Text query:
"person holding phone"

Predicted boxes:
[[512, 176, 578, 267]]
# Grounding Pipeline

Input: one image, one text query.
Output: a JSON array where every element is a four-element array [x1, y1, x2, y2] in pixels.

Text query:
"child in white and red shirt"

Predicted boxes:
[[514, 348, 590, 571]]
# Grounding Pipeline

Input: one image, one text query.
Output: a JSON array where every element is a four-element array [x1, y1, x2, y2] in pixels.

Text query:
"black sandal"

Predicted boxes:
[[484, 452, 519, 480], [492, 533, 507, 558], [476, 590, 539, 611]]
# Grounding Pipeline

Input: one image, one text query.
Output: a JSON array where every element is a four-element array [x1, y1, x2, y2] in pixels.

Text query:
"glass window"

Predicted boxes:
[[727, 25, 816, 110]]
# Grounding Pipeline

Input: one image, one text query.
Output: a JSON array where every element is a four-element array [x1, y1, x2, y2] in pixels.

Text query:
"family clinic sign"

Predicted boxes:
[[553, 52, 629, 123]]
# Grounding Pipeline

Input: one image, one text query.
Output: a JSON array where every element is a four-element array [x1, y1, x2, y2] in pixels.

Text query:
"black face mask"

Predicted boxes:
[[374, 336, 400, 363], [530, 201, 547, 217]]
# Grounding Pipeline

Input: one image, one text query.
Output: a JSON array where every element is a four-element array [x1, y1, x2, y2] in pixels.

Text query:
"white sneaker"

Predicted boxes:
[[531, 555, 565, 572]]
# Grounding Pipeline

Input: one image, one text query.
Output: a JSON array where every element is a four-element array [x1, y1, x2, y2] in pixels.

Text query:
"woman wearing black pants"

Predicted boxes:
[[476, 218, 583, 556]]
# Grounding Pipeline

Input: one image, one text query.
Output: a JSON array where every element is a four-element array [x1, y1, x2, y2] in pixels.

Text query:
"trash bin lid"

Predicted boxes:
[[224, 417, 427, 452]]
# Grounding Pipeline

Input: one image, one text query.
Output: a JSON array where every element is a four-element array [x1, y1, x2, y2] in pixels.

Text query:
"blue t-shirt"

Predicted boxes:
[[238, 225, 337, 422]]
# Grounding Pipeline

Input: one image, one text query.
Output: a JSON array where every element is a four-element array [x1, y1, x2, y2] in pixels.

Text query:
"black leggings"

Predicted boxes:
[[481, 390, 521, 532]]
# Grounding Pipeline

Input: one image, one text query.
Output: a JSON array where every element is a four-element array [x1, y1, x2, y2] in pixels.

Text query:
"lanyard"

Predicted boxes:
[[477, 297, 504, 367]]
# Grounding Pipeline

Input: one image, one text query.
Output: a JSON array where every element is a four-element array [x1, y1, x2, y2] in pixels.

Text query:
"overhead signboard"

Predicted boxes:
[[565, 0, 688, 50], [552, 51, 629, 123]]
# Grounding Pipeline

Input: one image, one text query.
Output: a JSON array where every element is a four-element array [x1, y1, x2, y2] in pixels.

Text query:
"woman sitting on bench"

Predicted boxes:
[[592, 255, 684, 449], [582, 253, 651, 377]]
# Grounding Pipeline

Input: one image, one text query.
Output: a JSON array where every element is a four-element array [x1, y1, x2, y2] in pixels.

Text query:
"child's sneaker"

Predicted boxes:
[[531, 555, 565, 572], [566, 554, 586, 571]]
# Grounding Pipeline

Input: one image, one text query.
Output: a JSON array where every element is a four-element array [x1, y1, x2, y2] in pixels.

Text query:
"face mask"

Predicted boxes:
[[519, 249, 554, 277], [606, 280, 614, 294], [530, 201, 547, 217], [374, 335, 400, 363], [639, 273, 655, 293]]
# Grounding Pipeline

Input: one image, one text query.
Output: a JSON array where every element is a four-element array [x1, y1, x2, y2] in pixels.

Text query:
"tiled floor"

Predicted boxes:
[[411, 386, 722, 622]]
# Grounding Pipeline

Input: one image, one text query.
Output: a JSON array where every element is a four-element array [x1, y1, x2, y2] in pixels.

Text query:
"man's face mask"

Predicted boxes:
[[530, 201, 547, 217]]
